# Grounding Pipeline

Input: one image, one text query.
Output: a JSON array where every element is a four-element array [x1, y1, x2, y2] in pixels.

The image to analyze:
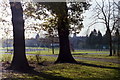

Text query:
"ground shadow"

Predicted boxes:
[[77, 61, 120, 70], [2, 77, 120, 80], [2, 69, 73, 80], [2, 61, 120, 80]]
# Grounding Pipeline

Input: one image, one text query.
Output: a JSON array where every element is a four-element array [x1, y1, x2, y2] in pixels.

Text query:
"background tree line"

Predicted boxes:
[[86, 29, 120, 55]]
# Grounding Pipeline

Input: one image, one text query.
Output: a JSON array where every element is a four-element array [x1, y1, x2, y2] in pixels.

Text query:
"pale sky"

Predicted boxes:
[[0, 0, 120, 39], [80, 0, 120, 36]]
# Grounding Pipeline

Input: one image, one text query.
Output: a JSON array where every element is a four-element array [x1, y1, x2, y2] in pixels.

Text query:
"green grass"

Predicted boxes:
[[0, 47, 5, 49], [73, 54, 120, 60], [26, 49, 118, 61], [3, 63, 120, 80], [0, 47, 46, 49], [26, 49, 109, 55], [40, 63, 120, 80], [0, 47, 59, 55], [26, 47, 48, 49], [26, 48, 59, 55], [0, 47, 13, 49], [77, 59, 120, 68], [72, 50, 109, 54], [1, 54, 119, 66], [1, 47, 109, 54], [1, 47, 120, 80], [0, 54, 13, 62], [2, 55, 120, 80], [26, 49, 119, 61], [0, 48, 118, 62]]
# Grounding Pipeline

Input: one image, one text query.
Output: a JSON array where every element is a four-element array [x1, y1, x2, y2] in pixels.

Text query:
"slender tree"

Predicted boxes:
[[92, 0, 118, 56], [115, 29, 120, 56]]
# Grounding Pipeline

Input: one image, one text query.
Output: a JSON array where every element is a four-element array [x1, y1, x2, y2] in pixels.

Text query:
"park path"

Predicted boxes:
[[0, 52, 120, 64], [38, 54, 120, 64]]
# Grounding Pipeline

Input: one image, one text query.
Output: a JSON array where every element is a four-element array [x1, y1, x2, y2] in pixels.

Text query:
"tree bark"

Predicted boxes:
[[9, 2, 30, 71], [109, 33, 112, 56], [55, 3, 77, 63], [107, 28, 112, 56]]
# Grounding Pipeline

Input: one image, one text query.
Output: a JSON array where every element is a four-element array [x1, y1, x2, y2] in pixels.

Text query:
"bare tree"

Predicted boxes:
[[91, 0, 118, 56]]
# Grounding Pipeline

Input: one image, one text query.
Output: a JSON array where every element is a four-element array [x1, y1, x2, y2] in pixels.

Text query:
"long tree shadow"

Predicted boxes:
[[2, 69, 73, 80], [2, 64, 120, 80], [77, 61, 120, 70], [2, 61, 120, 80], [29, 69, 73, 80], [2, 62, 120, 80]]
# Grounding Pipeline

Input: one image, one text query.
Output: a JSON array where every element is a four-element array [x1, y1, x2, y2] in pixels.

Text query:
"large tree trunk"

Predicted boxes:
[[55, 3, 77, 63], [9, 2, 30, 71]]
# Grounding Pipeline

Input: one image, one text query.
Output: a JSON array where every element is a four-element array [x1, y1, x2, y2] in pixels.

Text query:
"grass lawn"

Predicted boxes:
[[27, 49, 120, 61], [0, 47, 46, 49], [0, 47, 13, 49], [1, 53, 120, 80], [0, 47, 5, 49], [72, 50, 109, 54], [26, 49, 109, 55], [1, 47, 109, 54], [26, 48, 59, 55], [73, 54, 120, 60], [26, 49, 119, 61], [3, 63, 120, 80], [1, 47, 119, 80]]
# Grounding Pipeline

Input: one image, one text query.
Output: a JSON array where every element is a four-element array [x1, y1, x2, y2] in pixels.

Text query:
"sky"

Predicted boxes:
[[0, 0, 120, 39], [80, 1, 105, 36], [80, 0, 120, 36]]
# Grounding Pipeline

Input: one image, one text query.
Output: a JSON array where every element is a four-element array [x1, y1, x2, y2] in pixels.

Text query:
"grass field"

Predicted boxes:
[[1, 47, 120, 80], [1, 47, 119, 62], [2, 54, 120, 80], [26, 49, 109, 54], [3, 64, 120, 80], [73, 54, 120, 60], [0, 47, 109, 53]]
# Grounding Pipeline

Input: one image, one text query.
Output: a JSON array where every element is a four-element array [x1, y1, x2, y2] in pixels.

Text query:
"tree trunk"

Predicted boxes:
[[55, 7, 77, 63], [117, 36, 120, 56], [9, 2, 30, 71], [109, 33, 112, 56], [108, 28, 112, 56], [51, 37, 54, 54]]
